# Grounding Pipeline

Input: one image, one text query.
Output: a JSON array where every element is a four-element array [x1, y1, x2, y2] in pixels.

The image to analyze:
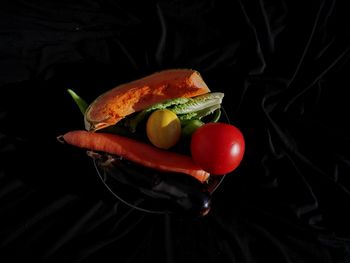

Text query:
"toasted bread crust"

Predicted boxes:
[[84, 69, 210, 131]]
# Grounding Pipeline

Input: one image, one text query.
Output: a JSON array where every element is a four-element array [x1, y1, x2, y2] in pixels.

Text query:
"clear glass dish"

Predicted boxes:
[[92, 108, 230, 216]]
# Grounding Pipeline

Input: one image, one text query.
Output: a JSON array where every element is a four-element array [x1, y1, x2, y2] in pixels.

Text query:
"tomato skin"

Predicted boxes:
[[146, 109, 181, 149], [190, 123, 245, 175]]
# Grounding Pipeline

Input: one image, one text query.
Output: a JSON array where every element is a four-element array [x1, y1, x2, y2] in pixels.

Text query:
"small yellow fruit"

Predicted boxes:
[[146, 109, 181, 149]]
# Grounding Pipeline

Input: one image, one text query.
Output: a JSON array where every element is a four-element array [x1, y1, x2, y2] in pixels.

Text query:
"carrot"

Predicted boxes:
[[61, 130, 210, 183]]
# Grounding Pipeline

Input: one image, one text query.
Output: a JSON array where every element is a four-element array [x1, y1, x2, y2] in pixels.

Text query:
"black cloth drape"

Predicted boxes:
[[1, 0, 350, 262]]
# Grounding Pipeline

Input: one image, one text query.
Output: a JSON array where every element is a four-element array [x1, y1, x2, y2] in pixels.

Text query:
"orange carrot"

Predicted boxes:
[[61, 130, 209, 183]]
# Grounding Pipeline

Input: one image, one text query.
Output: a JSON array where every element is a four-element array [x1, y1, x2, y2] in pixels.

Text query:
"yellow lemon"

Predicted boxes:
[[146, 109, 181, 149]]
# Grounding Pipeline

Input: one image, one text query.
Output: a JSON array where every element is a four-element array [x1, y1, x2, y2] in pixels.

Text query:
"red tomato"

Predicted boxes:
[[190, 123, 245, 175]]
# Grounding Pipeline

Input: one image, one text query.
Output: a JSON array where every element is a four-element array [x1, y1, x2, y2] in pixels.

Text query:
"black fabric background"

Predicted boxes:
[[1, 0, 350, 262]]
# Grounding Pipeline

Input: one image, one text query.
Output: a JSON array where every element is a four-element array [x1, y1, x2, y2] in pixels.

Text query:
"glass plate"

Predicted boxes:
[[92, 108, 230, 215]]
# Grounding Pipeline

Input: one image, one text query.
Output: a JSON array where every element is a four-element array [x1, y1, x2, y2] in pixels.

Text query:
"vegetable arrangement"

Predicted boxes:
[[60, 69, 245, 216]]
